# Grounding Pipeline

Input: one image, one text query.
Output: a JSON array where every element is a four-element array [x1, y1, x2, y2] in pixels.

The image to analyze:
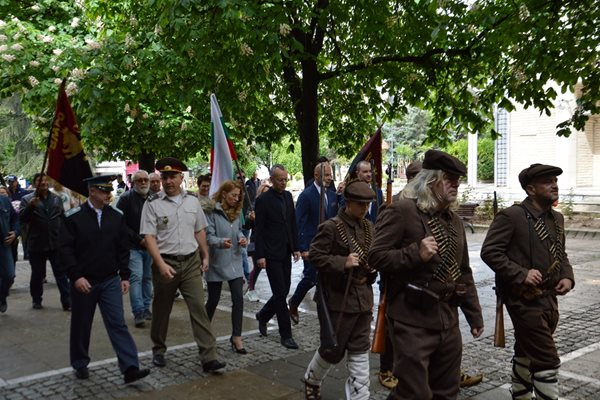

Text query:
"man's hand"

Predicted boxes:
[[4, 231, 16, 246], [74, 277, 92, 294], [201, 257, 209, 273], [555, 278, 573, 295], [121, 280, 130, 294], [159, 262, 177, 280], [247, 211, 255, 221], [301, 251, 309, 260], [257, 258, 267, 269], [293, 251, 301, 262], [345, 252, 360, 269], [419, 236, 438, 262], [471, 326, 484, 338], [524, 269, 542, 286]]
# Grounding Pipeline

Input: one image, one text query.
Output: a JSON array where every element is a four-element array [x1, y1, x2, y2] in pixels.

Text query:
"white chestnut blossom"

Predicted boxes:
[[52, 65, 60, 72], [158, 120, 166, 128], [66, 82, 78, 96], [279, 23, 291, 36], [11, 43, 23, 51], [0, 44, 7, 52], [12, 33, 21, 40], [71, 68, 85, 79], [28, 76, 39, 87], [85, 38, 101, 50], [1, 54, 16, 62], [29, 60, 40, 67], [185, 105, 192, 113], [48, 26, 56, 32], [124, 103, 131, 113], [0, 20, 6, 28], [54, 78, 62, 85], [52, 48, 62, 56], [0, 34, 7, 42], [31, 5, 41, 11], [71, 17, 80, 28], [240, 43, 253, 56], [41, 35, 53, 43]]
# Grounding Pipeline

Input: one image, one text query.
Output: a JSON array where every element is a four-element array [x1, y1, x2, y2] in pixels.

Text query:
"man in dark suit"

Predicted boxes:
[[61, 175, 149, 383], [288, 162, 337, 324], [254, 164, 301, 349]]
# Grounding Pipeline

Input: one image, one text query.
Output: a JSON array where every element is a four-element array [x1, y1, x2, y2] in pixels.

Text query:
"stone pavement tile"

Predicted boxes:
[[122, 369, 303, 400], [469, 385, 511, 400]]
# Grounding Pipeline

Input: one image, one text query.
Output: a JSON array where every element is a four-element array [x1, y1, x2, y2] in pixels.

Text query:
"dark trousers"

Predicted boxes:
[[379, 331, 395, 372], [29, 250, 70, 307], [70, 275, 139, 373], [205, 277, 244, 337], [507, 304, 560, 371], [0, 245, 14, 302], [258, 257, 292, 339], [388, 319, 461, 400], [248, 254, 262, 290], [289, 259, 317, 308]]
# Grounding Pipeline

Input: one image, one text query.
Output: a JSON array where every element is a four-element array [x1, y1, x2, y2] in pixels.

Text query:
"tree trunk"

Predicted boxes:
[[298, 60, 320, 186], [138, 149, 155, 173]]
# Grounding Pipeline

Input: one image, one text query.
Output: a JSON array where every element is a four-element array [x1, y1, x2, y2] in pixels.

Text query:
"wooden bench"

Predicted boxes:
[[457, 203, 479, 233]]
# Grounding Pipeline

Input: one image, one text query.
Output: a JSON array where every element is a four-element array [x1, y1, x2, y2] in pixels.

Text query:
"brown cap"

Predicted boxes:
[[155, 157, 188, 173], [518, 163, 563, 190], [344, 180, 376, 203], [406, 161, 423, 178], [422, 149, 467, 176]]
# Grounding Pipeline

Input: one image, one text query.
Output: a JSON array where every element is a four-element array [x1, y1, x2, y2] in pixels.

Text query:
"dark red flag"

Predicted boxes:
[[347, 127, 383, 188], [46, 83, 93, 197]]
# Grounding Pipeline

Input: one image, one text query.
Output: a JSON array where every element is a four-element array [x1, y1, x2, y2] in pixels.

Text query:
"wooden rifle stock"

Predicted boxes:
[[491, 191, 506, 347], [371, 287, 387, 353], [493, 288, 505, 347]]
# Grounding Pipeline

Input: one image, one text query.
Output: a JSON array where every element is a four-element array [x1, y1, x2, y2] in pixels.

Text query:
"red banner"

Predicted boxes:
[[46, 83, 93, 197]]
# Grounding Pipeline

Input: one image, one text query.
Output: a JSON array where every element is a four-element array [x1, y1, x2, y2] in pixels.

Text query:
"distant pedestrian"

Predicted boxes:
[[20, 173, 71, 310], [140, 157, 225, 373], [60, 175, 150, 383], [149, 172, 161, 194], [245, 170, 261, 209], [116, 170, 153, 328], [0, 192, 18, 313], [116, 174, 129, 192], [481, 163, 574, 400]]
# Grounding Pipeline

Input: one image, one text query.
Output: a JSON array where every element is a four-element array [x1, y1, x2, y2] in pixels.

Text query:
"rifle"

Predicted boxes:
[[371, 162, 393, 354], [492, 191, 506, 348], [316, 162, 338, 349]]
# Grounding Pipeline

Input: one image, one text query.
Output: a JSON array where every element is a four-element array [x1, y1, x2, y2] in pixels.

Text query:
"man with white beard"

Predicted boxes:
[[116, 170, 154, 328]]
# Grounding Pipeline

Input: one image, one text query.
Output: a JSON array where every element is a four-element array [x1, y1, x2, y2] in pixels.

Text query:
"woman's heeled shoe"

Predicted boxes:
[[230, 337, 248, 355]]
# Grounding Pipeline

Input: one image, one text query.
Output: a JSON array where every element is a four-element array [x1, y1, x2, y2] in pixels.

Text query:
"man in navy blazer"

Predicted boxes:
[[254, 164, 301, 349], [288, 162, 337, 324]]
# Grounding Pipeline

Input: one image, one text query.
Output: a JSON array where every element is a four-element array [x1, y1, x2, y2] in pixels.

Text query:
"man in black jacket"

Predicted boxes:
[[116, 170, 153, 328], [60, 175, 149, 383], [19, 173, 71, 310], [254, 164, 301, 349]]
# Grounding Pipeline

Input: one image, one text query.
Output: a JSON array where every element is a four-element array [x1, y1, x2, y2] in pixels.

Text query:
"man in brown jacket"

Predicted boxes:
[[481, 163, 574, 400], [302, 180, 377, 400], [369, 149, 484, 400]]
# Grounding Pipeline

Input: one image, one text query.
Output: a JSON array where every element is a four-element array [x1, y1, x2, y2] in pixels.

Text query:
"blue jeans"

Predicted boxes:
[[128, 249, 153, 316], [0, 245, 14, 302]]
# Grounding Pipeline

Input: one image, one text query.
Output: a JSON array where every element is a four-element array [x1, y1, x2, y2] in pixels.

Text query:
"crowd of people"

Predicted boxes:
[[0, 150, 574, 400]]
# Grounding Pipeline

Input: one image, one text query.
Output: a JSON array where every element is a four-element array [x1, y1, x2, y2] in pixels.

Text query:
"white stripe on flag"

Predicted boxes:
[[209, 94, 234, 196]]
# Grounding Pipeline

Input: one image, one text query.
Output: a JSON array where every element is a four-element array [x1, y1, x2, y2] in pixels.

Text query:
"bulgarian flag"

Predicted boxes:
[[209, 93, 238, 196]]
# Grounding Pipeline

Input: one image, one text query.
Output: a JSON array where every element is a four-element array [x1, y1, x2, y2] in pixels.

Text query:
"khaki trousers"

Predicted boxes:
[[150, 252, 217, 362]]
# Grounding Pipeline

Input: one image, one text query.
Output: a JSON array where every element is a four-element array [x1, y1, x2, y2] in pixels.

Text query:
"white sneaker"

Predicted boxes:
[[245, 290, 259, 302]]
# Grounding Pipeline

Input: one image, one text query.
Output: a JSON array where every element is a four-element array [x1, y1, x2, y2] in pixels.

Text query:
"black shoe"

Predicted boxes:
[[280, 337, 299, 349], [229, 337, 248, 355], [202, 360, 226, 373], [32, 302, 43, 310], [63, 304, 71, 312], [152, 354, 166, 367], [134, 313, 145, 328], [0, 301, 7, 313], [124, 367, 150, 384], [75, 367, 89, 379], [256, 312, 267, 337]]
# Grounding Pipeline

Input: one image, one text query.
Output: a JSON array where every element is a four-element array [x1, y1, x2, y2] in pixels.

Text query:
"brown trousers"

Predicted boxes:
[[507, 304, 560, 371], [318, 310, 372, 364], [387, 318, 461, 400]]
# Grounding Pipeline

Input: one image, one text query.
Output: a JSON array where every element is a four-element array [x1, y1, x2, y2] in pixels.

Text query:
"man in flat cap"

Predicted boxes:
[[60, 175, 150, 383], [369, 149, 484, 399], [140, 157, 225, 373], [303, 180, 377, 400], [481, 163, 574, 400]]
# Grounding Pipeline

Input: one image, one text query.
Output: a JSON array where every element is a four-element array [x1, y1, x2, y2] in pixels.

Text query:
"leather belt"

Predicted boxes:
[[161, 252, 196, 262]]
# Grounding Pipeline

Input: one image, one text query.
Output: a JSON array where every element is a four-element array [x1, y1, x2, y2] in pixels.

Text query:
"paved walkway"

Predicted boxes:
[[1, 229, 599, 399]]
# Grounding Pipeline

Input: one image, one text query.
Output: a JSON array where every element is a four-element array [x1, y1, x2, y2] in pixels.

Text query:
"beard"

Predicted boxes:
[[134, 186, 150, 196]]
